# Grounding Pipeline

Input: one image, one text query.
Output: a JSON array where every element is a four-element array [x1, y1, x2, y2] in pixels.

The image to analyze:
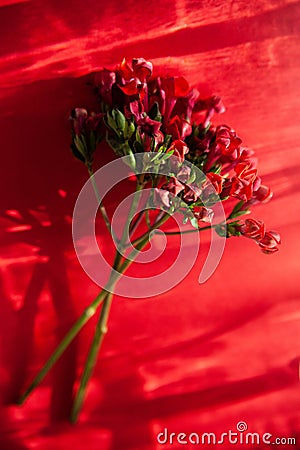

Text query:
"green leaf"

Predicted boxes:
[[89, 131, 96, 154], [209, 164, 222, 174], [190, 216, 199, 229], [112, 108, 126, 133], [122, 142, 136, 169], [228, 201, 248, 219], [74, 135, 86, 158], [161, 150, 174, 161], [124, 119, 135, 140], [71, 142, 85, 163], [135, 128, 142, 144], [231, 210, 250, 218], [187, 168, 197, 184], [105, 108, 126, 137]]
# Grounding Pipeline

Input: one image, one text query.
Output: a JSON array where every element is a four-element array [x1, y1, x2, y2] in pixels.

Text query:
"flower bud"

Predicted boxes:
[[240, 218, 265, 240], [258, 231, 281, 254], [107, 108, 126, 136]]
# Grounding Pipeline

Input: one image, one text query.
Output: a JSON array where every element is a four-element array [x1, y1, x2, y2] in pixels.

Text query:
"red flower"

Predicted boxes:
[[240, 218, 266, 240], [173, 87, 200, 123], [70, 108, 88, 135], [125, 99, 163, 151], [166, 115, 192, 140], [167, 139, 189, 163], [93, 69, 116, 105], [70, 108, 102, 135], [230, 162, 258, 201], [258, 231, 281, 254], [153, 188, 172, 209], [125, 99, 144, 121], [215, 125, 242, 156], [236, 147, 256, 165], [183, 183, 202, 203], [117, 58, 152, 97], [193, 206, 214, 223], [161, 177, 184, 196], [132, 58, 153, 82], [160, 76, 190, 98], [160, 76, 190, 124], [206, 172, 224, 195]]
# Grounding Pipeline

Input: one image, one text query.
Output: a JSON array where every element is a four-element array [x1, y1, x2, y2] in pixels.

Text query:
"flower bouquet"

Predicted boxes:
[[18, 57, 281, 422]]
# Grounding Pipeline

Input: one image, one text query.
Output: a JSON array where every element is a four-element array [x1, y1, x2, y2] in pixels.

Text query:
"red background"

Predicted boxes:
[[1, 1, 300, 449]]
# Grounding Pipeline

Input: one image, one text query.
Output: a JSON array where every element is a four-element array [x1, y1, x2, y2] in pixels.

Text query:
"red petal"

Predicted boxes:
[[118, 79, 138, 96], [174, 76, 189, 97], [119, 58, 134, 80]]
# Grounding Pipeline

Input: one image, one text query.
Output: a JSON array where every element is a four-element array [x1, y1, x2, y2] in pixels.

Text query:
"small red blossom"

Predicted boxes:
[[215, 125, 242, 156], [173, 88, 200, 123], [258, 231, 281, 254], [139, 116, 162, 137], [161, 177, 185, 196], [70, 108, 88, 135], [235, 147, 256, 165], [132, 58, 153, 82], [93, 69, 116, 105], [153, 188, 172, 209], [230, 162, 259, 201], [193, 206, 214, 223], [167, 139, 189, 163], [117, 58, 152, 98], [70, 108, 102, 135], [183, 183, 202, 203], [254, 184, 273, 203], [125, 100, 163, 151], [177, 165, 192, 184], [125, 100, 144, 121], [206, 172, 224, 195], [160, 76, 190, 99], [160, 76, 190, 124], [240, 218, 266, 240], [166, 115, 192, 140]]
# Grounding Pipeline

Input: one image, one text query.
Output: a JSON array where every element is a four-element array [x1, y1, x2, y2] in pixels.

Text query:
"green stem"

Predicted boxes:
[[87, 166, 113, 238], [145, 208, 152, 229], [163, 225, 213, 235], [129, 212, 170, 248], [70, 248, 124, 422], [129, 210, 144, 235], [120, 180, 144, 246], [70, 291, 113, 423], [70, 181, 145, 422]]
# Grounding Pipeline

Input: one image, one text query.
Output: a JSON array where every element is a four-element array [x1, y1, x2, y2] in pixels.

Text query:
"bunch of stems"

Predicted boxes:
[[18, 169, 175, 422]]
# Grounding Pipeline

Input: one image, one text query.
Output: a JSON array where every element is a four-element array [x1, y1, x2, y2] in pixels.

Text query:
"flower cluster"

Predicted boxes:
[[70, 57, 280, 254], [19, 56, 282, 426]]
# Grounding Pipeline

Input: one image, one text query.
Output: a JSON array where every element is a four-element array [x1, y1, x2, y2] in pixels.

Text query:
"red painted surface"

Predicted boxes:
[[1, 1, 300, 449]]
